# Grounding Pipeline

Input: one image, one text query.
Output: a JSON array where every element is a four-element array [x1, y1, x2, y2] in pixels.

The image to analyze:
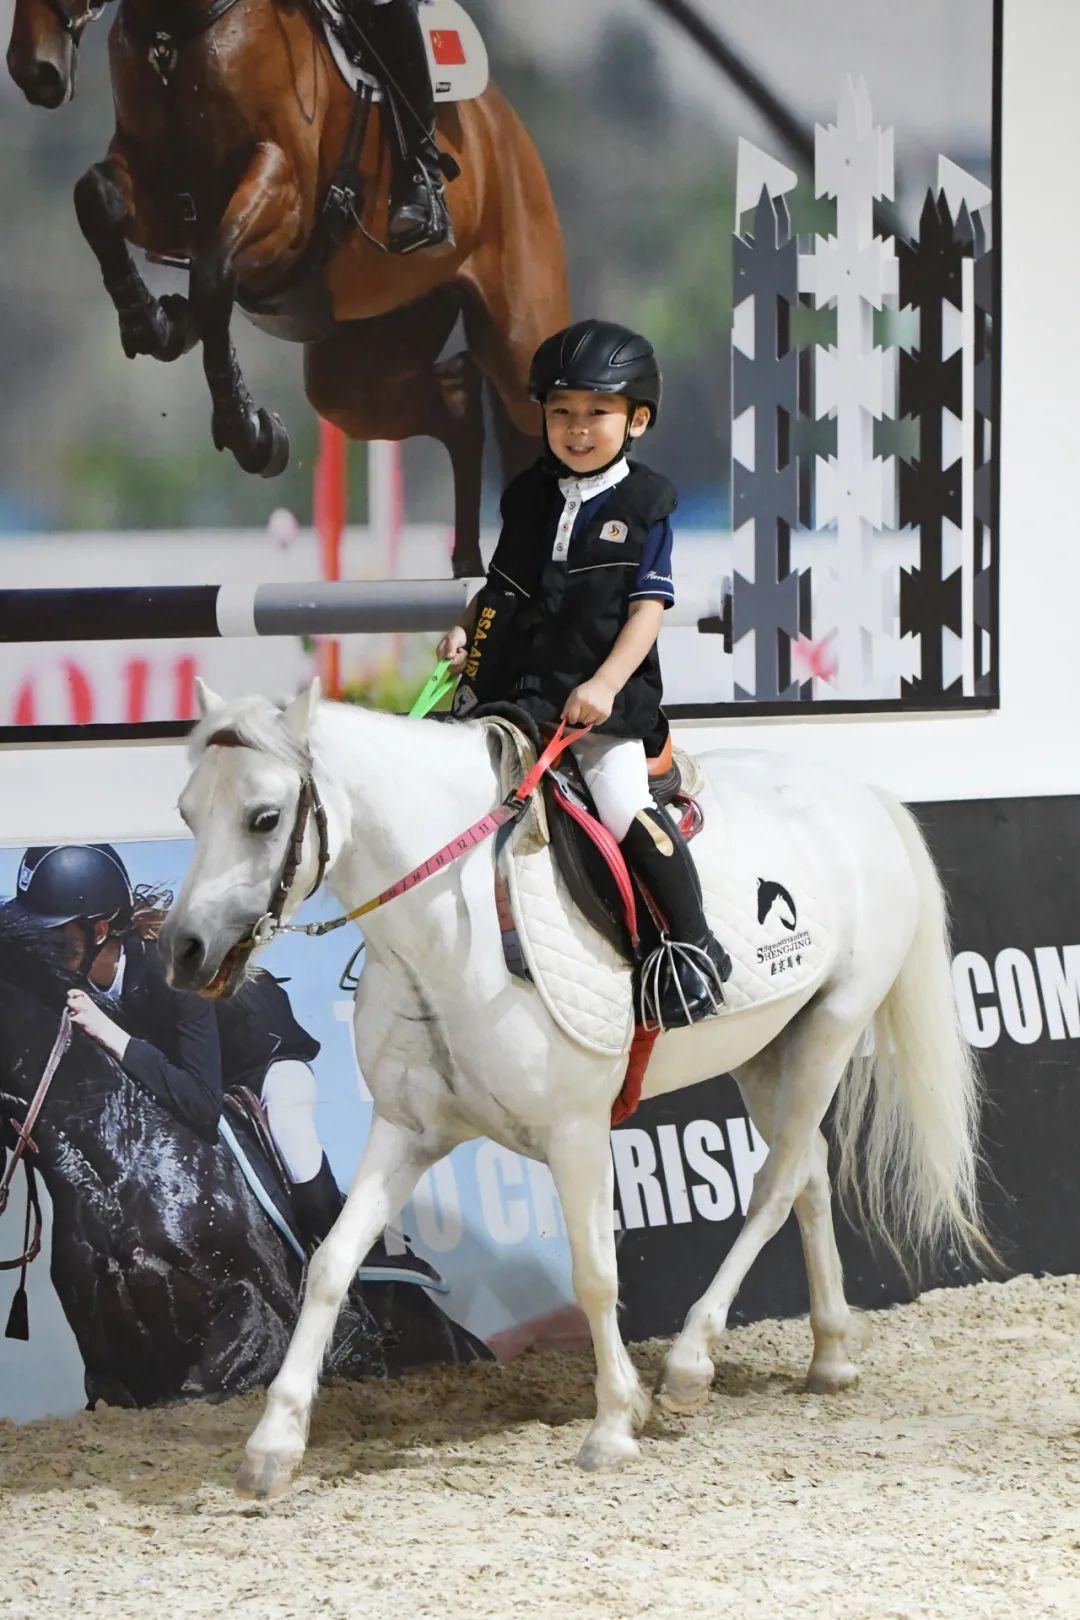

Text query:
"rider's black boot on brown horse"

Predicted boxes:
[[361, 0, 457, 254], [620, 806, 732, 1030], [290, 1154, 344, 1252]]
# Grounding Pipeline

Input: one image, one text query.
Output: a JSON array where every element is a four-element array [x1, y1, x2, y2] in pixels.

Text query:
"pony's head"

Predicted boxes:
[[159, 679, 327, 999], [6, 0, 106, 108]]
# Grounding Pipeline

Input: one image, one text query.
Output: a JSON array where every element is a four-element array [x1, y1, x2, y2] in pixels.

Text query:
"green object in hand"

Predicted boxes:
[[408, 658, 456, 718]]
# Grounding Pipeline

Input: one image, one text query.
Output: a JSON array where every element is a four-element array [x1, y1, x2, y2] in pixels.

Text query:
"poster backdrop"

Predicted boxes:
[[1, 792, 1077, 1422], [0, 0, 998, 733]]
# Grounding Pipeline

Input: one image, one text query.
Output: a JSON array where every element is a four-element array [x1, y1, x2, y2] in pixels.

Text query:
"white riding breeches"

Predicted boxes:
[[261, 1059, 323, 1184], [569, 733, 654, 844]]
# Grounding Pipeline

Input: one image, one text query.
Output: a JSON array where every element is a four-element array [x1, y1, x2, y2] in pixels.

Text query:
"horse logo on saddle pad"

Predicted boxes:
[[757, 878, 797, 931]]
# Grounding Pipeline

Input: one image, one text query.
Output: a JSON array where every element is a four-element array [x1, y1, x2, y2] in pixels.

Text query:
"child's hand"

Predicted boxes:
[[564, 678, 616, 726], [437, 625, 468, 671]]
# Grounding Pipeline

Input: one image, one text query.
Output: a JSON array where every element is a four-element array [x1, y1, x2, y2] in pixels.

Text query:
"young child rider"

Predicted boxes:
[[437, 319, 731, 1028]]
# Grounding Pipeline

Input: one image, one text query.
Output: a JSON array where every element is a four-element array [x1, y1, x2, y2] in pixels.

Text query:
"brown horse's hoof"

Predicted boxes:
[[256, 409, 290, 479], [158, 294, 200, 362]]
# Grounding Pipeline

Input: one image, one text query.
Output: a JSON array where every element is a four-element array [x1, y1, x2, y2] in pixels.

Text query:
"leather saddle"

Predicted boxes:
[[222, 1086, 306, 1249], [221, 1088, 447, 1289], [466, 702, 700, 963]]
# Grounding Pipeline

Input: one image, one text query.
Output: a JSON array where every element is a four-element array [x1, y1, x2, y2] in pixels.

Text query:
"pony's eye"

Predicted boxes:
[[250, 808, 280, 834]]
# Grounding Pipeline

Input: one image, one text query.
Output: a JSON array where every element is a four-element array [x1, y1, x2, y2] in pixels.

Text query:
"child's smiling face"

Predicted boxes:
[[544, 389, 651, 476]]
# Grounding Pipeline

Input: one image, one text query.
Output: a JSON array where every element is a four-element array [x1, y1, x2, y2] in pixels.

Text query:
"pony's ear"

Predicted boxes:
[[194, 677, 224, 718], [282, 679, 322, 745]]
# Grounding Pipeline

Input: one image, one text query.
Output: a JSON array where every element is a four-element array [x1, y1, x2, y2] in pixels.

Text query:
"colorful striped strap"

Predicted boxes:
[[300, 720, 592, 937]]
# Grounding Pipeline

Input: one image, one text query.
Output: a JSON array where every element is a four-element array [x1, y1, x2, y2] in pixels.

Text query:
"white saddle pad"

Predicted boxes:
[[321, 0, 490, 102], [498, 747, 833, 1057]]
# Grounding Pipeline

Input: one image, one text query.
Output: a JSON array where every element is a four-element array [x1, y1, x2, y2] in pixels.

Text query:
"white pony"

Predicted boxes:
[[160, 681, 986, 1499]]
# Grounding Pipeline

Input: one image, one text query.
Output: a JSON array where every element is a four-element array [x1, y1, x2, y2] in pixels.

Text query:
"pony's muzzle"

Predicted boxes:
[[162, 930, 208, 988]]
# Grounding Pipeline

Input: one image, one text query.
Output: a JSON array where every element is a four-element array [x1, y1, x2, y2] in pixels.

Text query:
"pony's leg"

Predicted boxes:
[[305, 300, 486, 576], [795, 1133, 861, 1392], [734, 1064, 859, 1394], [73, 148, 198, 364], [659, 1005, 864, 1411], [189, 142, 299, 478], [236, 1113, 445, 1500], [547, 1125, 649, 1470]]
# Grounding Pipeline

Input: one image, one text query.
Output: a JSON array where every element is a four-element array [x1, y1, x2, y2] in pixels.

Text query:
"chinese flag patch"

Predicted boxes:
[[430, 28, 466, 66]]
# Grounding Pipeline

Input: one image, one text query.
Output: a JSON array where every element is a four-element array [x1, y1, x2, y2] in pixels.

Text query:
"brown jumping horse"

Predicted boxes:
[[6, 0, 569, 574]]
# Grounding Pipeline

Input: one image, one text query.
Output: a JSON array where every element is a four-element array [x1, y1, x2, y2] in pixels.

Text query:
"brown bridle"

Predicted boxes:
[[199, 728, 330, 998], [0, 1009, 74, 1336], [43, 0, 111, 44]]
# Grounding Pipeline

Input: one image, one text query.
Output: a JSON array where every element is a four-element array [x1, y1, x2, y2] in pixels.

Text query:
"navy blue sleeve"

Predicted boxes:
[[630, 517, 676, 607]]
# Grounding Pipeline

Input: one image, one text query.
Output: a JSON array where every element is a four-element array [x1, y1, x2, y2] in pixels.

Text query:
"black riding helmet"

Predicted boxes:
[[14, 843, 134, 932], [529, 320, 662, 429]]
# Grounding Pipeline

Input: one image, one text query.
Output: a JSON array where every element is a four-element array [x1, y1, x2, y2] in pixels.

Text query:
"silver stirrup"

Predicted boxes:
[[638, 937, 726, 1034]]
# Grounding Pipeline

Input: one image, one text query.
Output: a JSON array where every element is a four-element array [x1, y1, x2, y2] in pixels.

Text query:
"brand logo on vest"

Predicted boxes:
[[464, 604, 498, 680], [600, 520, 628, 543]]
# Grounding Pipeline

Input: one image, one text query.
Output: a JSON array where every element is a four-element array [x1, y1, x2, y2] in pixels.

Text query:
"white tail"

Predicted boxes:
[[833, 793, 991, 1272]]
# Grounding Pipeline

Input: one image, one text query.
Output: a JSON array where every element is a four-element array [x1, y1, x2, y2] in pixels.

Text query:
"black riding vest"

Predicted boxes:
[[487, 459, 677, 740]]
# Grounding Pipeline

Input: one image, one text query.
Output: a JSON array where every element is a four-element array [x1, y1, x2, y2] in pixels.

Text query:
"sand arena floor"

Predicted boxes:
[[0, 1273, 1077, 1620]]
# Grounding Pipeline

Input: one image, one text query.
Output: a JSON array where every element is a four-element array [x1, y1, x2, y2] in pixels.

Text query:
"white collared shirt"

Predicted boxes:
[[99, 946, 126, 1003], [550, 456, 631, 562]]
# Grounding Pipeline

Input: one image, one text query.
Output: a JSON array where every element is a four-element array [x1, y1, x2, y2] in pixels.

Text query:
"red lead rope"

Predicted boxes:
[[305, 720, 594, 936], [290, 716, 661, 1128]]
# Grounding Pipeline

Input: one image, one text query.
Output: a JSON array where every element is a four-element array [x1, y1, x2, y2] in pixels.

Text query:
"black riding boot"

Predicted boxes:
[[620, 805, 732, 1031], [290, 1154, 345, 1252], [362, 0, 456, 254]]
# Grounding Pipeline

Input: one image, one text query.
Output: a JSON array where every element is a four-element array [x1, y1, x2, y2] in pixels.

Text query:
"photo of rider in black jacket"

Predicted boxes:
[[10, 843, 345, 1250]]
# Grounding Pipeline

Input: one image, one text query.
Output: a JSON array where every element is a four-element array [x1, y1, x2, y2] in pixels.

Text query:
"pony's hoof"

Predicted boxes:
[[657, 1353, 714, 1413], [256, 409, 290, 478], [575, 1431, 640, 1472], [657, 1382, 710, 1415], [806, 1361, 859, 1394], [235, 1447, 303, 1501]]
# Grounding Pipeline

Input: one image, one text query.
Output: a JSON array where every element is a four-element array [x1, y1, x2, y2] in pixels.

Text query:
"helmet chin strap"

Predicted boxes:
[[73, 917, 119, 984], [73, 920, 101, 982]]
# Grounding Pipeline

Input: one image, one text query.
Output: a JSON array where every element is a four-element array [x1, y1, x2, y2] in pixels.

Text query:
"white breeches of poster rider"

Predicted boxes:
[[569, 732, 654, 843], [262, 1060, 323, 1184]]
